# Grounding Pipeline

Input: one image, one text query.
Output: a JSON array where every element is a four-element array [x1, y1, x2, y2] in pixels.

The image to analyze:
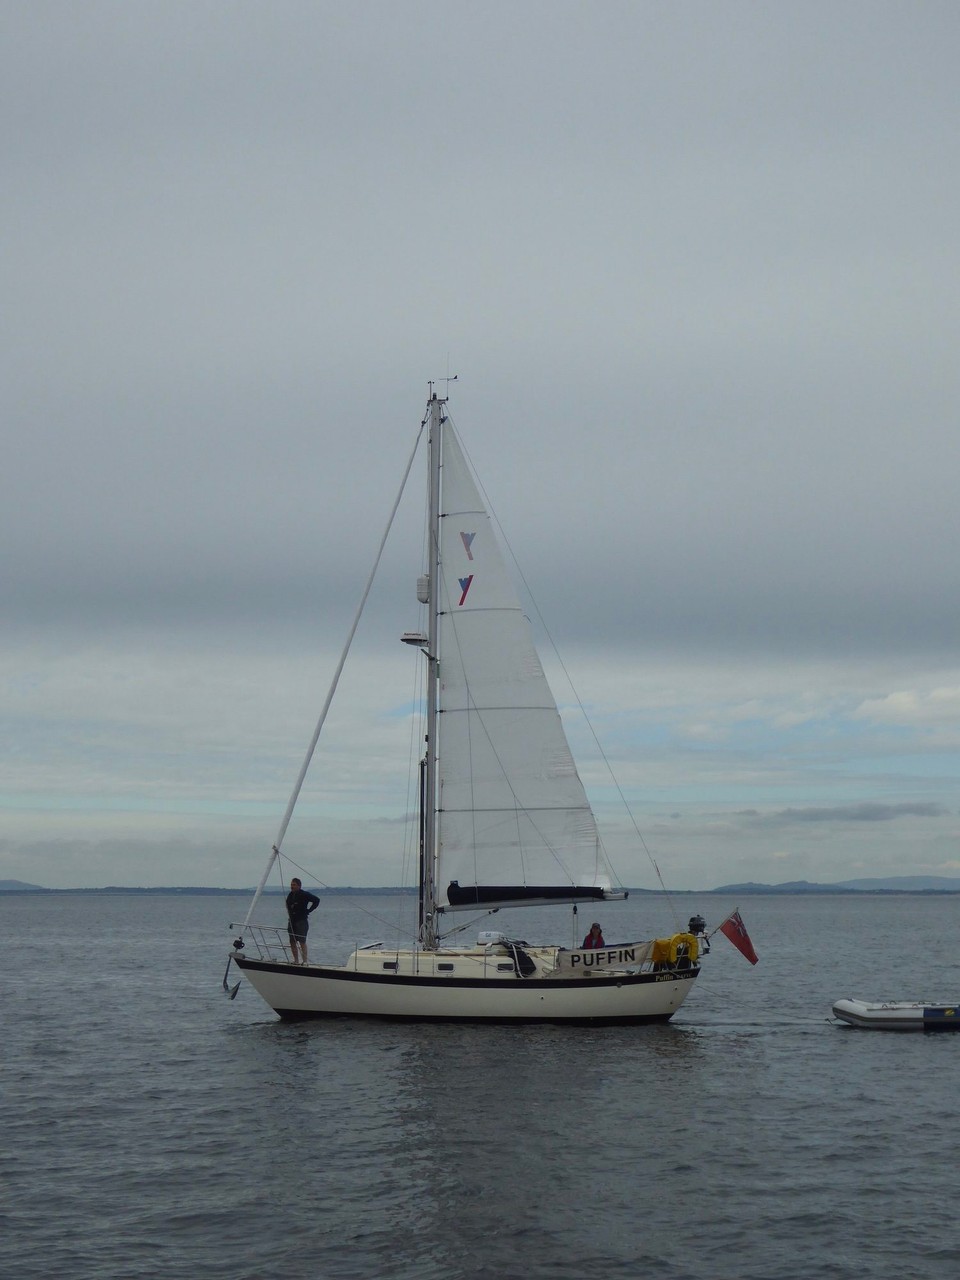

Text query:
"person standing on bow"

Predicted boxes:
[[286, 877, 321, 964], [582, 922, 605, 949]]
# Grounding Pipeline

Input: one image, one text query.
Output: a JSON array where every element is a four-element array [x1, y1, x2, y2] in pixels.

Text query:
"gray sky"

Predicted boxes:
[[3, 0, 960, 892]]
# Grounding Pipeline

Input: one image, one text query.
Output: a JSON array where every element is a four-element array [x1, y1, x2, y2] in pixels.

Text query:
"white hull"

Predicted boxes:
[[832, 998, 960, 1031], [235, 954, 699, 1023]]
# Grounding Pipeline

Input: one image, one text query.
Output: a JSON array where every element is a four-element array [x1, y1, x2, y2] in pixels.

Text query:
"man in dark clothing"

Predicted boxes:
[[286, 877, 321, 964]]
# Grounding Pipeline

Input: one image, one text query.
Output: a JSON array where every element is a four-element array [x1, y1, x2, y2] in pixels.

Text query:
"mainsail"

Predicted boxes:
[[434, 424, 617, 910]]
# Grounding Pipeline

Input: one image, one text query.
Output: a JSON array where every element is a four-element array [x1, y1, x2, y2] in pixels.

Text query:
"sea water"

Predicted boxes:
[[2, 890, 958, 1279]]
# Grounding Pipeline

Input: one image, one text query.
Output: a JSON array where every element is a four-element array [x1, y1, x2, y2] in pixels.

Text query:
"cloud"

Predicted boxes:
[[855, 688, 960, 727], [737, 803, 950, 827], [3, 4, 960, 889]]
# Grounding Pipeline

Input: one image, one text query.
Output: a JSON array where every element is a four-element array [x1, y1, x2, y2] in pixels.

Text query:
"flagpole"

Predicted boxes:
[[707, 907, 738, 940]]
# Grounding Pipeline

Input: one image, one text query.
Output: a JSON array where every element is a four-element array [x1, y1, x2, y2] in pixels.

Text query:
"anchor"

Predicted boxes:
[[222, 938, 244, 999]]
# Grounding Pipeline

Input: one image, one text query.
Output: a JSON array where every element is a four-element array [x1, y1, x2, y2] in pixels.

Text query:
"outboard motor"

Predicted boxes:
[[687, 914, 709, 955]]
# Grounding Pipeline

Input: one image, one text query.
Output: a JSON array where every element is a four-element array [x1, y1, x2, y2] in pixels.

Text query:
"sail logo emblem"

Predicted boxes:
[[458, 533, 476, 604]]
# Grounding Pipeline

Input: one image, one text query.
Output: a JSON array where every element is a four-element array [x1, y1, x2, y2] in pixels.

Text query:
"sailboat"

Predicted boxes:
[[228, 388, 706, 1022]]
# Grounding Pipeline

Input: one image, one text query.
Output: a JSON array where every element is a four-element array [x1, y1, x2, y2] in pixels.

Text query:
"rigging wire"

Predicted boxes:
[[262, 848, 422, 942], [242, 415, 427, 928], [448, 412, 683, 927]]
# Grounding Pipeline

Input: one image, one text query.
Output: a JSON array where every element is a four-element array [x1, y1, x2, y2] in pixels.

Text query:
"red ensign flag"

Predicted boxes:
[[719, 910, 759, 964]]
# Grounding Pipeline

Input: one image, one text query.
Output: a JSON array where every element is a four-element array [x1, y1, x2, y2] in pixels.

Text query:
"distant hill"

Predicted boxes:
[[835, 875, 960, 892], [5, 877, 958, 896], [0, 883, 418, 895], [713, 880, 854, 894], [713, 876, 960, 894]]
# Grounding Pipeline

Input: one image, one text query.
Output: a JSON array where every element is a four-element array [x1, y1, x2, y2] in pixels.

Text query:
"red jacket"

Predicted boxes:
[[582, 931, 605, 949]]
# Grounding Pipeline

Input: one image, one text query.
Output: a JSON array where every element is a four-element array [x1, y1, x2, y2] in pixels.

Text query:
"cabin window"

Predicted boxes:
[[382, 961, 398, 970], [496, 962, 514, 972], [437, 963, 454, 971]]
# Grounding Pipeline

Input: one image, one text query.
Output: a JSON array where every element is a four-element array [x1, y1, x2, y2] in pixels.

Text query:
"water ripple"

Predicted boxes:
[[3, 892, 959, 1279]]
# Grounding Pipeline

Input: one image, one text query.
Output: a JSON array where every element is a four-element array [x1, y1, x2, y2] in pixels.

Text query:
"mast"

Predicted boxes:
[[420, 389, 444, 949]]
